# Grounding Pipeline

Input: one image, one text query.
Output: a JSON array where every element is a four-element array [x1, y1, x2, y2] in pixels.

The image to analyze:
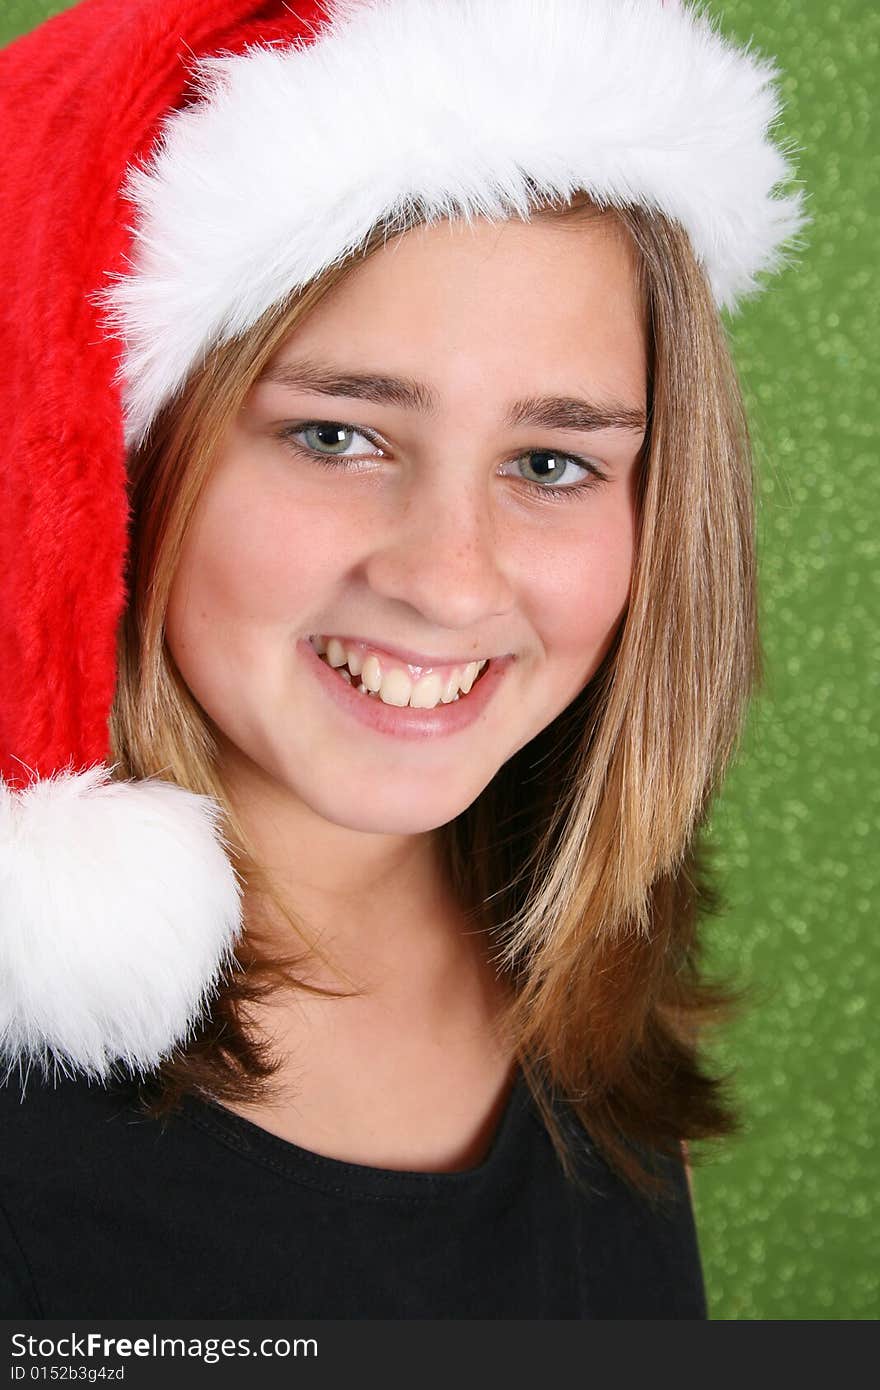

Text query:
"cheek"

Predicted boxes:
[[523, 495, 636, 669], [168, 479, 353, 644], [165, 477, 358, 750]]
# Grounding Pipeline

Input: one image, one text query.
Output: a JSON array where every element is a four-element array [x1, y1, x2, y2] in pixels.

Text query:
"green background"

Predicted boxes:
[[3, 0, 877, 1321]]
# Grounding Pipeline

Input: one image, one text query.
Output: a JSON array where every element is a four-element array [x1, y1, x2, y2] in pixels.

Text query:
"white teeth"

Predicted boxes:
[[409, 672, 444, 708], [458, 663, 479, 695], [361, 654, 383, 693], [440, 669, 460, 704], [380, 667, 415, 707], [314, 636, 490, 709]]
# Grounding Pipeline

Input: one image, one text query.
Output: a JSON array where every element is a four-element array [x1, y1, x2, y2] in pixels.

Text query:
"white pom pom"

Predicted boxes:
[[0, 765, 243, 1084]]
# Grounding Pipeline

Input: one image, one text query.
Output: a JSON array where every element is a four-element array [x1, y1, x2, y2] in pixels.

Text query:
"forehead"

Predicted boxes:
[[262, 213, 647, 413]]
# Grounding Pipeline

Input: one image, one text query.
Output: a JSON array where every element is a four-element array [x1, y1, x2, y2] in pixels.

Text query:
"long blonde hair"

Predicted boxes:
[[110, 192, 757, 1194]]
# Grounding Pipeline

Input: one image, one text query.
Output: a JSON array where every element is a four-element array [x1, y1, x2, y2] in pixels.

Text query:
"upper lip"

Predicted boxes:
[[310, 633, 501, 669]]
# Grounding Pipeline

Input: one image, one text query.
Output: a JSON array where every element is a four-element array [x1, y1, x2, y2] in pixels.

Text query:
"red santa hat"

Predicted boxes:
[[0, 0, 809, 1083]]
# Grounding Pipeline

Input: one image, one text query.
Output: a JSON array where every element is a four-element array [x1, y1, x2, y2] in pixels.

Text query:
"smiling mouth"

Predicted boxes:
[[308, 634, 490, 710]]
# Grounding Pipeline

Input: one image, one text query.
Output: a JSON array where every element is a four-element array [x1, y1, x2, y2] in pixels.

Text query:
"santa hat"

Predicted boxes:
[[0, 0, 809, 1083]]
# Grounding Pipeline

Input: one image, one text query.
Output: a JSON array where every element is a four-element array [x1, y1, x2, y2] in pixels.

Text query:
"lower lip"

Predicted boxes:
[[297, 638, 514, 740]]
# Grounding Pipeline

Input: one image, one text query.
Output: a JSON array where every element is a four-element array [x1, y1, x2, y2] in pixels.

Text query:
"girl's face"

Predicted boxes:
[[166, 214, 647, 835]]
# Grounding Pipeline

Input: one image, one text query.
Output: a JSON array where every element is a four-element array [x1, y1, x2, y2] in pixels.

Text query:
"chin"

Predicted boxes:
[[299, 778, 490, 838]]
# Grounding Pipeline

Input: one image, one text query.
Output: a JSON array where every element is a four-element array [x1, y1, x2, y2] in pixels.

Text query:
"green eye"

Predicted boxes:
[[278, 420, 608, 502], [518, 450, 589, 488], [298, 423, 376, 455]]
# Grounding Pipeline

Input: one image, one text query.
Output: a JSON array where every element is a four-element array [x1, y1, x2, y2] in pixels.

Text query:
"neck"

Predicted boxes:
[[217, 738, 488, 1002]]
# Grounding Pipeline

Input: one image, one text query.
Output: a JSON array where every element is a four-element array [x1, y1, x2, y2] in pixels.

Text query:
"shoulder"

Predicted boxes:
[[0, 1068, 142, 1174], [0, 1070, 144, 1317], [0, 1065, 135, 1118]]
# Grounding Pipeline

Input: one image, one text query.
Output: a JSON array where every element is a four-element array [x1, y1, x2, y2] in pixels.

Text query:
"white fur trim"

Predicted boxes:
[[96, 0, 810, 451], [0, 766, 243, 1083]]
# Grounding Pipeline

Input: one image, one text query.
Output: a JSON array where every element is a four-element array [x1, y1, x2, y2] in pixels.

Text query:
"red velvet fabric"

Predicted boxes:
[[0, 0, 328, 788]]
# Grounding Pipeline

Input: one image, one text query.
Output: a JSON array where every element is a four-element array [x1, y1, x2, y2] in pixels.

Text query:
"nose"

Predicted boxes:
[[361, 465, 517, 633]]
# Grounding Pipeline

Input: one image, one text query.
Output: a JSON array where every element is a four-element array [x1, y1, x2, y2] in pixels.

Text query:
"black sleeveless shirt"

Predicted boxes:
[[0, 1067, 707, 1318]]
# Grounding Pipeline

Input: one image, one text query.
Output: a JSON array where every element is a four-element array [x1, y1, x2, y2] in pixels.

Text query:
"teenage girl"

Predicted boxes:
[[0, 0, 808, 1318]]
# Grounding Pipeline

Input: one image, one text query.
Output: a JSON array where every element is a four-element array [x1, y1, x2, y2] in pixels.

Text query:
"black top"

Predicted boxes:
[[0, 1067, 707, 1319]]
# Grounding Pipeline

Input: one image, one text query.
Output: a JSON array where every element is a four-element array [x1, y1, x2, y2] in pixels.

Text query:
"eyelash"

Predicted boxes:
[[275, 420, 609, 503]]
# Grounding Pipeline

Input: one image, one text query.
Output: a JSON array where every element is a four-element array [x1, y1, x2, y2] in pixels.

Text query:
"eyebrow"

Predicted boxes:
[[256, 357, 647, 435]]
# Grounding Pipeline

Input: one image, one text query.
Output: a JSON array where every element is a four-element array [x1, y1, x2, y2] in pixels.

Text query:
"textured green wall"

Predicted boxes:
[[3, 0, 876, 1321]]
